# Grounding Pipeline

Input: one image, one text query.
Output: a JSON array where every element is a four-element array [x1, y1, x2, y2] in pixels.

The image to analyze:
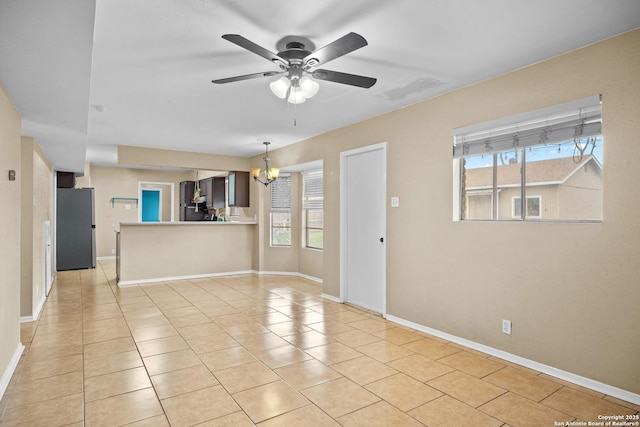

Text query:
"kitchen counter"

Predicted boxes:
[[119, 220, 257, 226], [117, 221, 256, 285]]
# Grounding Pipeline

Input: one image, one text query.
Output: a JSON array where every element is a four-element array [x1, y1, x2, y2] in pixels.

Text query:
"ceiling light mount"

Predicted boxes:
[[252, 142, 280, 187]]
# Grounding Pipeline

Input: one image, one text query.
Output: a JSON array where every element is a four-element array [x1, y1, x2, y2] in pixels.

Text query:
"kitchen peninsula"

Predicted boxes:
[[116, 221, 256, 285]]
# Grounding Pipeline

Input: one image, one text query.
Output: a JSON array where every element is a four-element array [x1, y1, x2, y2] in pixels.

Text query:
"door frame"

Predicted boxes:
[[44, 220, 53, 296], [137, 181, 175, 222], [339, 141, 387, 316]]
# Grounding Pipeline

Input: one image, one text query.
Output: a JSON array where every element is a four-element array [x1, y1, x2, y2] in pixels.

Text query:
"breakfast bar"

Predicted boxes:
[[116, 221, 257, 285]]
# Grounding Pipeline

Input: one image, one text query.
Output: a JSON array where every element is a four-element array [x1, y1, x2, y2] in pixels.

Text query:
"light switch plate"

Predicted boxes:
[[502, 319, 512, 335], [391, 197, 400, 208]]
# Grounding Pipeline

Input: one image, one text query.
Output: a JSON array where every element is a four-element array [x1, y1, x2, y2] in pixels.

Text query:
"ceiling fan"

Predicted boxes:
[[212, 32, 377, 104]]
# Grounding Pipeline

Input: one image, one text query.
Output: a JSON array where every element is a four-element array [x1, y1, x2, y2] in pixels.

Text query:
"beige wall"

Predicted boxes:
[[299, 247, 323, 281], [118, 145, 251, 172], [75, 162, 91, 188], [20, 137, 53, 319], [89, 166, 194, 258], [257, 30, 640, 394], [0, 85, 22, 392]]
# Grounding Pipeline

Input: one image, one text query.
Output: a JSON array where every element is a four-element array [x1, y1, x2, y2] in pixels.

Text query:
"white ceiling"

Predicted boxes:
[[1, 0, 639, 173]]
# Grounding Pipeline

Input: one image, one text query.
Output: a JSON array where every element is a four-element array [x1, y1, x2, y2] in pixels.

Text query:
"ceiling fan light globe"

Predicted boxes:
[[288, 86, 306, 104], [270, 76, 291, 99], [299, 76, 319, 98]]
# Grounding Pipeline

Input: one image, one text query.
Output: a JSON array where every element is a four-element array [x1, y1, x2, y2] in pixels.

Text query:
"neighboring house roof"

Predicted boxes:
[[465, 155, 601, 188]]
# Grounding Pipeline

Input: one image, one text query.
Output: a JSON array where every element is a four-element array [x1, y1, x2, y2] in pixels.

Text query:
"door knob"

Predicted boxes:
[[380, 237, 384, 243]]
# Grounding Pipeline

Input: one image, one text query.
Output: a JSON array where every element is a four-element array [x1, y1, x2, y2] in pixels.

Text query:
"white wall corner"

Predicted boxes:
[[452, 158, 461, 221], [32, 292, 46, 321]]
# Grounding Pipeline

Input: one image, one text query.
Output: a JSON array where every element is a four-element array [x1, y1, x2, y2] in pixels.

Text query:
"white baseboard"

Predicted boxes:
[[19, 292, 47, 323], [96, 256, 116, 261], [321, 293, 342, 303], [300, 274, 322, 283], [118, 270, 258, 286], [258, 270, 323, 283], [386, 314, 640, 406], [0, 343, 24, 400], [119, 270, 323, 287]]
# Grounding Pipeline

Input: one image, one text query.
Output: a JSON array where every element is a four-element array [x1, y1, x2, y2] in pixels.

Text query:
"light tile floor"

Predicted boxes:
[[1, 260, 638, 426]]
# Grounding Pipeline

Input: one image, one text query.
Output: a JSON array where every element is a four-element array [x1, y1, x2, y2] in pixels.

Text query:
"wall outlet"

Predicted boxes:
[[502, 319, 512, 335], [111, 249, 116, 255]]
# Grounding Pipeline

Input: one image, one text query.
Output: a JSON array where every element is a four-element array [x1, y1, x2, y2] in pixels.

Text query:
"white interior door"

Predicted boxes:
[[44, 220, 53, 295], [341, 143, 386, 314]]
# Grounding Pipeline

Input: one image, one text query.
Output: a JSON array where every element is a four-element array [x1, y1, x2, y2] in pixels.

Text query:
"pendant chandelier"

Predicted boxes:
[[252, 142, 280, 186]]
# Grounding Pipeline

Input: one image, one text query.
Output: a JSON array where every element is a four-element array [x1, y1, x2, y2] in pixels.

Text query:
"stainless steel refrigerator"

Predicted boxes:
[[57, 188, 96, 270]]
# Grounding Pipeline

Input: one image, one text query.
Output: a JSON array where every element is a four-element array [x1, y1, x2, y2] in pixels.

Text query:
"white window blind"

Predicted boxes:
[[302, 170, 323, 210], [270, 173, 291, 212], [453, 95, 602, 159]]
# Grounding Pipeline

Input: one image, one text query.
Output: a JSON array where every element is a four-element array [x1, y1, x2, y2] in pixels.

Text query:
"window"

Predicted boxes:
[[512, 196, 541, 218], [467, 192, 493, 220], [454, 95, 602, 222], [270, 173, 291, 246], [302, 169, 323, 249]]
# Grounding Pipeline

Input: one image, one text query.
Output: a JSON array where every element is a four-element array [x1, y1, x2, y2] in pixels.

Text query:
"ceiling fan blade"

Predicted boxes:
[[304, 32, 368, 66], [221, 34, 281, 63], [212, 71, 283, 84], [311, 69, 377, 88]]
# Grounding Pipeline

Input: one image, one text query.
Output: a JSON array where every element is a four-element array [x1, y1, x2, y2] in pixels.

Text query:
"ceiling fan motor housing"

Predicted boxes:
[[276, 41, 318, 71]]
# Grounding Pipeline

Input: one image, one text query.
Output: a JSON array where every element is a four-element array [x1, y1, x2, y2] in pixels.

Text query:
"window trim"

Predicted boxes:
[[304, 208, 323, 250], [466, 191, 497, 221], [270, 173, 291, 247], [270, 212, 291, 247], [302, 169, 323, 250]]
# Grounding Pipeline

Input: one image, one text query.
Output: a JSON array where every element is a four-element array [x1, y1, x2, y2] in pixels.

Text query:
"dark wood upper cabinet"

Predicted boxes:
[[228, 171, 249, 207], [57, 171, 76, 188], [198, 176, 226, 209], [212, 176, 226, 208]]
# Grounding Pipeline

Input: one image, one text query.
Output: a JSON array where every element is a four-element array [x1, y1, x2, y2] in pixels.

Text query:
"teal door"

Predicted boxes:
[[141, 189, 160, 222]]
